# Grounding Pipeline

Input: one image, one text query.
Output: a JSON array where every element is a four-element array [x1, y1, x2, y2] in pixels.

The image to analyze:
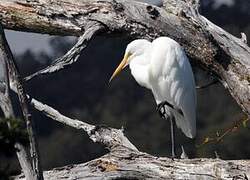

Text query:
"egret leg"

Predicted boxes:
[[157, 102, 177, 158], [169, 114, 176, 159]]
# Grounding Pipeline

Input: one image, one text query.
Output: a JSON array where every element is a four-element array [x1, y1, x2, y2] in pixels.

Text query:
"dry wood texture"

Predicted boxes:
[[14, 96, 250, 179], [16, 146, 250, 179], [0, 0, 249, 179], [0, 24, 42, 180], [0, 0, 249, 115]]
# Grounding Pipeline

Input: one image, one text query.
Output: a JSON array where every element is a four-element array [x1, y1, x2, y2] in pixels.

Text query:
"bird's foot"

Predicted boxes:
[[156, 102, 166, 118], [157, 101, 184, 118], [156, 101, 174, 119]]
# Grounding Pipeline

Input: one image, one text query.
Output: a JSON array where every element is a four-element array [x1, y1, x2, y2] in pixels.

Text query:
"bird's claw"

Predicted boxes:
[[157, 101, 184, 118], [157, 101, 174, 119], [156, 102, 167, 119]]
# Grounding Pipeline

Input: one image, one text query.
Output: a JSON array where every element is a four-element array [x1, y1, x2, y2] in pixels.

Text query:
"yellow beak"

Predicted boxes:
[[109, 53, 130, 82]]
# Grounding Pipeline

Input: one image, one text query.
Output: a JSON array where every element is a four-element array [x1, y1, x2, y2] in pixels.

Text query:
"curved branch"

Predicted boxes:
[[0, 0, 249, 115], [20, 96, 250, 180], [29, 97, 138, 151], [1, 1, 249, 179], [25, 21, 105, 81]]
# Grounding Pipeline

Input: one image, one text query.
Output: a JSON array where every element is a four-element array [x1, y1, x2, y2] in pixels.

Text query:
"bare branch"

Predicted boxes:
[[25, 97, 250, 179], [1, 0, 250, 178], [1, 0, 249, 115], [29, 97, 138, 151], [25, 22, 104, 81], [0, 24, 43, 180], [0, 41, 12, 115], [0, 24, 36, 180]]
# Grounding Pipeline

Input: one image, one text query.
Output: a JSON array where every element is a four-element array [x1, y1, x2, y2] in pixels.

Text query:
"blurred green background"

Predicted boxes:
[[1, 0, 249, 176]]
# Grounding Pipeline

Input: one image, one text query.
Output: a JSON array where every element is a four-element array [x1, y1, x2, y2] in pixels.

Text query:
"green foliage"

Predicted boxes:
[[0, 117, 28, 156], [0, 118, 28, 179]]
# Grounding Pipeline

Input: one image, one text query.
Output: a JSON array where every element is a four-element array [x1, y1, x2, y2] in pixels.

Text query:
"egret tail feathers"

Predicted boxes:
[[172, 109, 196, 138]]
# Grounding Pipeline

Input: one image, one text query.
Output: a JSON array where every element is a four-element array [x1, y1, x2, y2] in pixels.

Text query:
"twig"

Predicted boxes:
[[197, 115, 249, 147], [0, 24, 36, 179], [29, 97, 138, 151], [0, 24, 43, 179], [23, 20, 137, 152], [25, 22, 104, 81]]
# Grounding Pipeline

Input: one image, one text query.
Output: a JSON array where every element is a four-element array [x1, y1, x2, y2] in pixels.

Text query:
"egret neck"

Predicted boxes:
[[129, 53, 151, 90]]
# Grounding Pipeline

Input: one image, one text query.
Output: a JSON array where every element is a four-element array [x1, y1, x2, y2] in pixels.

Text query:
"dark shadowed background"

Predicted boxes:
[[1, 0, 250, 175]]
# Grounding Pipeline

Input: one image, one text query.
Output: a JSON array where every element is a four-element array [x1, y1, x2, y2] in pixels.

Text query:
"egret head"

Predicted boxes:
[[109, 39, 150, 82]]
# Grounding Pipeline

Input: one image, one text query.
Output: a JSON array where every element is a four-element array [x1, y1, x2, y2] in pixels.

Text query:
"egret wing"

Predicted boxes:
[[150, 37, 196, 138]]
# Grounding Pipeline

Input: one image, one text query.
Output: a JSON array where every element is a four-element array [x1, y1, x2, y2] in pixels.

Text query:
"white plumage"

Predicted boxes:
[[110, 37, 196, 139]]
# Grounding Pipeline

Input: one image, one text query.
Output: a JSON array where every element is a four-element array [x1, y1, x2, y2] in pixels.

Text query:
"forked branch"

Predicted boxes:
[[0, 0, 249, 115], [29, 97, 138, 151], [0, 24, 43, 180], [0, 0, 249, 179], [0, 24, 40, 180], [25, 22, 104, 81]]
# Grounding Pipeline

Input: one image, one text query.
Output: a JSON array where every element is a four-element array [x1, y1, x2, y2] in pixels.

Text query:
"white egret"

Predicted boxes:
[[109, 37, 196, 157]]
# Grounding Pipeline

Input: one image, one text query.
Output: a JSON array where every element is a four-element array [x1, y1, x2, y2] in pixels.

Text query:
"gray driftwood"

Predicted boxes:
[[0, 0, 249, 115], [0, 24, 43, 180], [15, 148, 250, 180], [16, 96, 250, 179], [0, 0, 249, 179], [30, 97, 138, 151]]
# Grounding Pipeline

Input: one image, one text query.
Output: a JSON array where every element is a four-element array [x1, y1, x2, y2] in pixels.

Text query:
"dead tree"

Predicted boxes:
[[0, 24, 43, 179], [0, 0, 249, 179]]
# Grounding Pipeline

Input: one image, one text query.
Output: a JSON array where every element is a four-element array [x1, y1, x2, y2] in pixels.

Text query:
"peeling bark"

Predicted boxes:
[[15, 147, 250, 180], [0, 0, 249, 115], [0, 0, 249, 179], [10, 96, 247, 180]]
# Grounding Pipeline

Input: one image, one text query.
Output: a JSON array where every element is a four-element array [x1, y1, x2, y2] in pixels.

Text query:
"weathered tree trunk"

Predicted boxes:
[[0, 24, 43, 180], [15, 147, 250, 180], [0, 0, 249, 179], [17, 95, 250, 179], [0, 0, 249, 115]]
